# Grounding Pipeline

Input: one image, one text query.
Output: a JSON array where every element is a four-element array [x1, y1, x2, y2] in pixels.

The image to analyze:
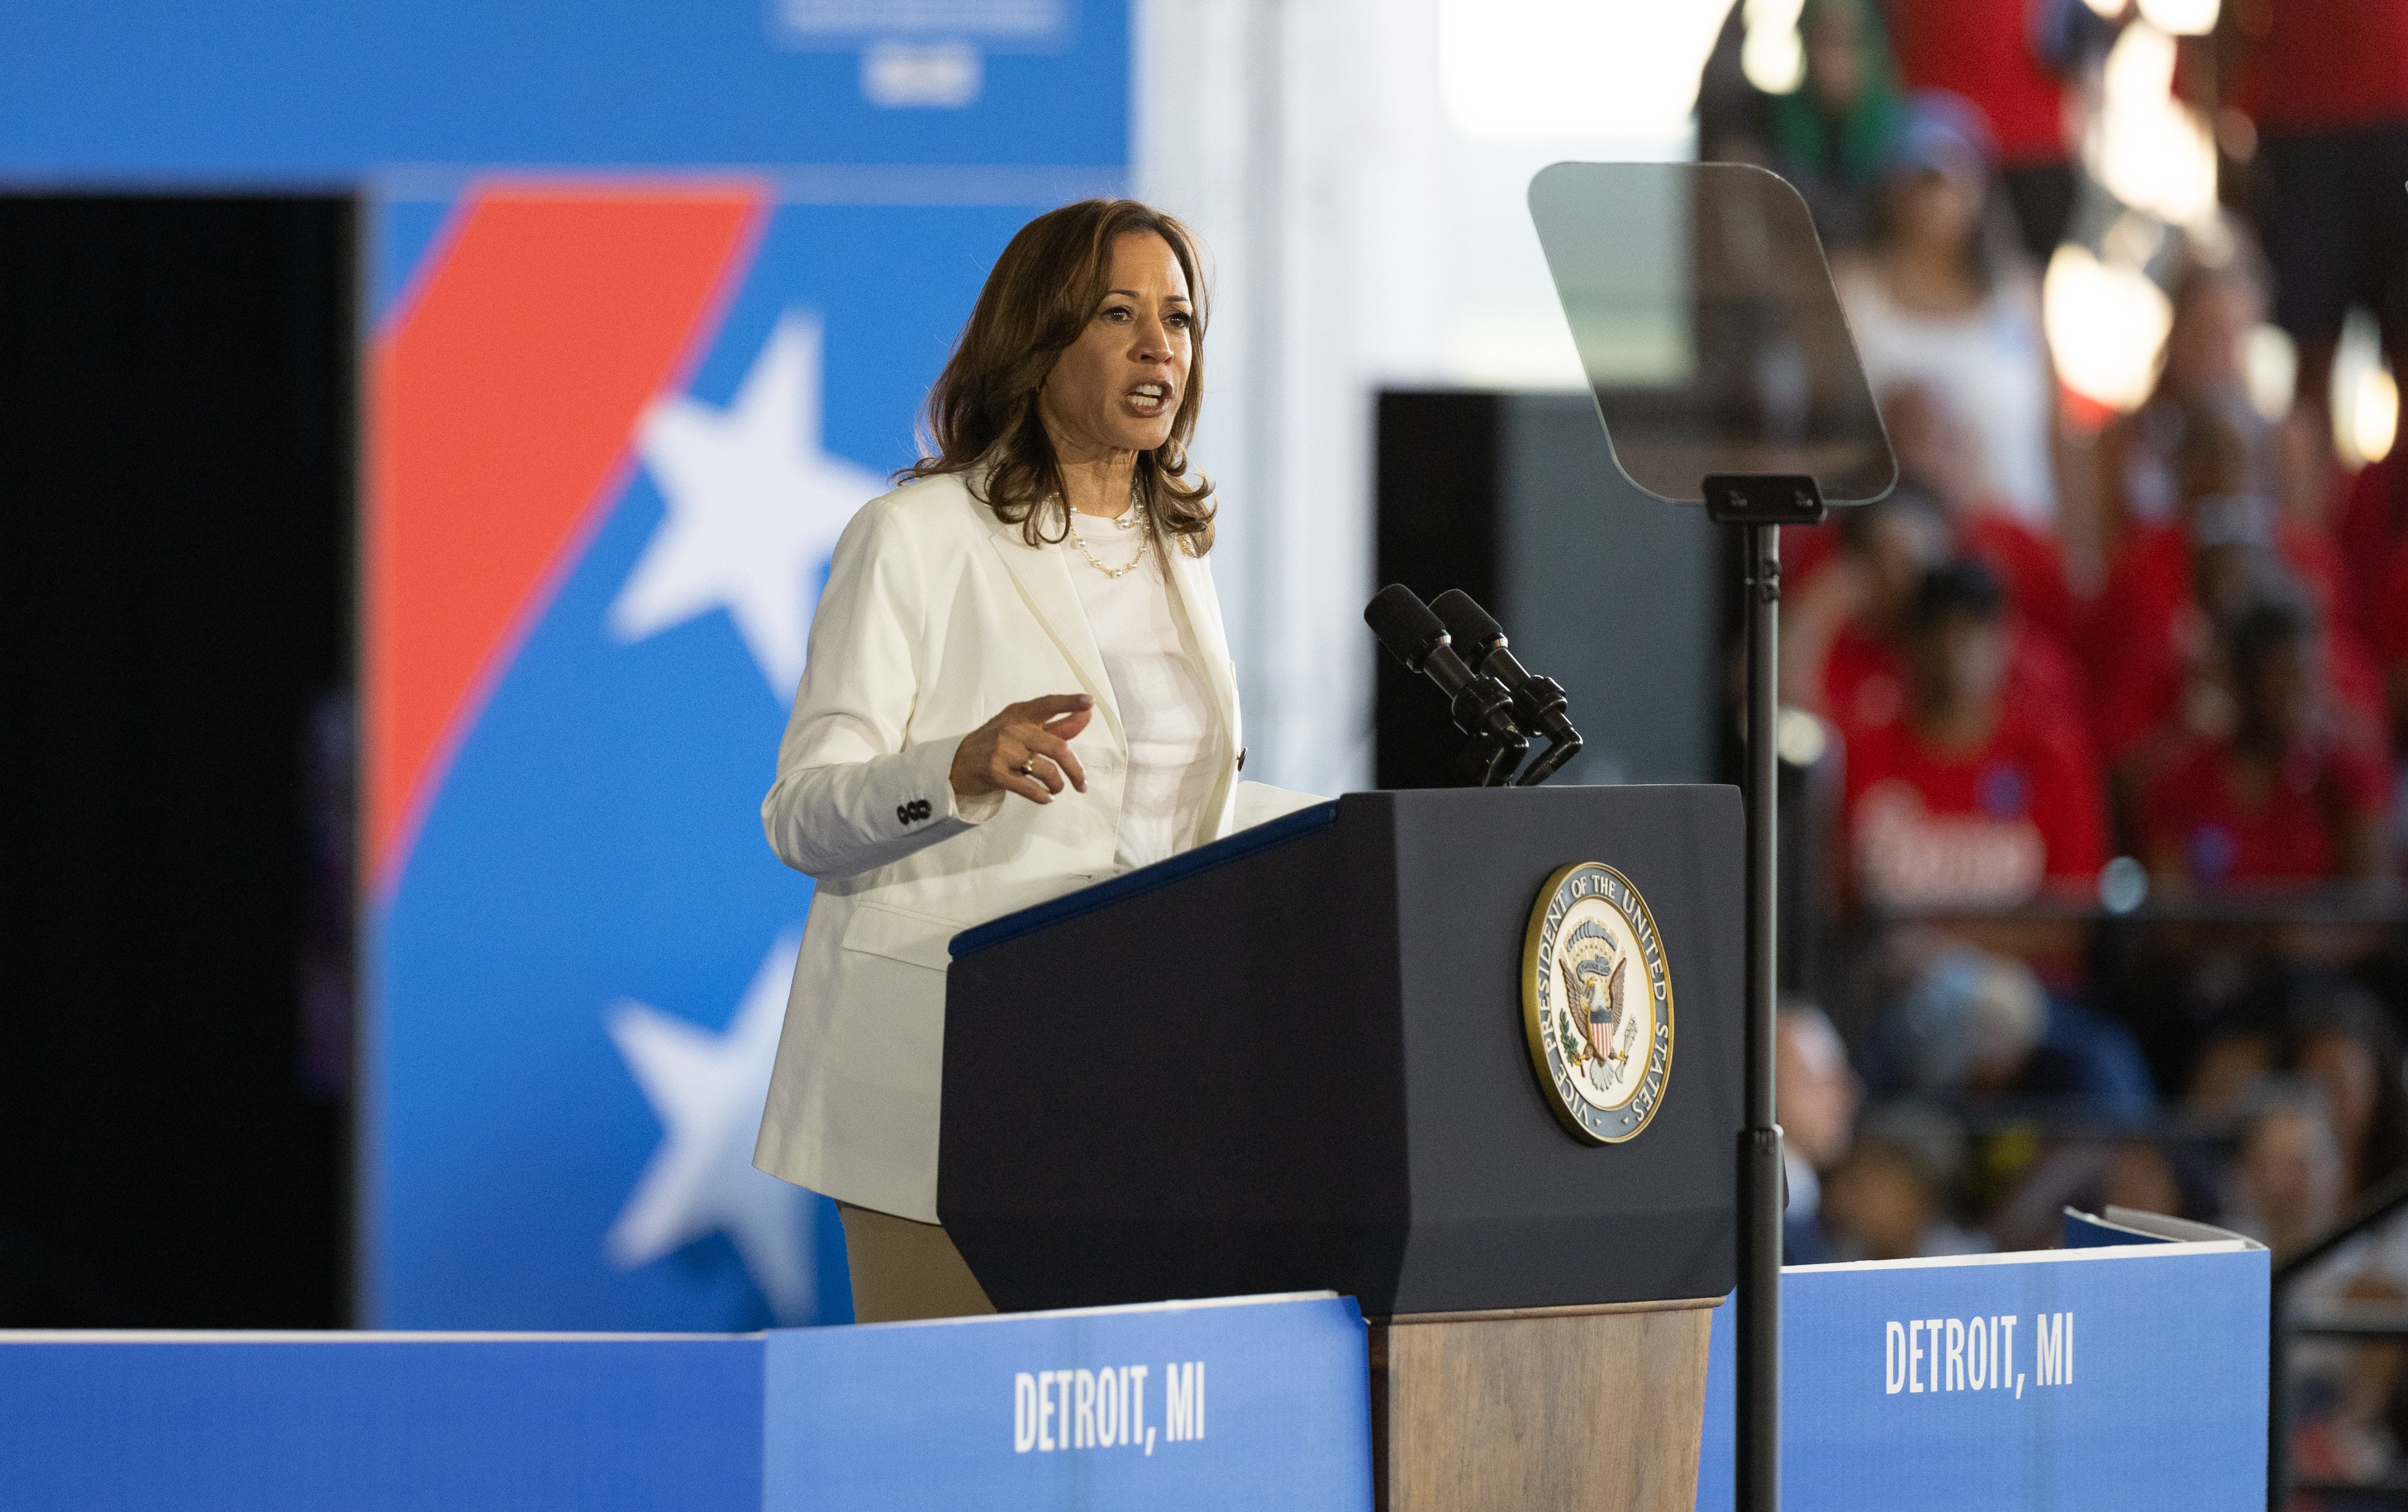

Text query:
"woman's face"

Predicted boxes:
[[2103, 1142, 2184, 1219], [2235, 637, 2314, 749], [1823, 1145, 1935, 1262], [2301, 1031, 2382, 1153], [2238, 1108, 2342, 1247], [1909, 614, 2009, 720], [1804, 3, 1866, 112], [1863, 508, 1949, 619], [1891, 169, 1981, 258], [1038, 230, 1194, 461], [2186, 1032, 2273, 1115]]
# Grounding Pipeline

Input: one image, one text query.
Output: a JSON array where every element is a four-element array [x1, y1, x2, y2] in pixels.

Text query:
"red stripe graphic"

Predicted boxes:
[[365, 179, 765, 894]]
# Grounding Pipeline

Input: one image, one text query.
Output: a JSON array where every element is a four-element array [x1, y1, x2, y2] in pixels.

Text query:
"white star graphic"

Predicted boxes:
[[604, 933, 816, 1322], [609, 310, 884, 700]]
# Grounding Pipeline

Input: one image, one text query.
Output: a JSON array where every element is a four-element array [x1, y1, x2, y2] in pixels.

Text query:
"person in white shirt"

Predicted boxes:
[[1834, 91, 2061, 533], [754, 199, 1307, 1322]]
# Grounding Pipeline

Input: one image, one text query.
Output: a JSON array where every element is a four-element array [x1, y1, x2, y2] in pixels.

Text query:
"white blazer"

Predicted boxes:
[[754, 469, 1279, 1222]]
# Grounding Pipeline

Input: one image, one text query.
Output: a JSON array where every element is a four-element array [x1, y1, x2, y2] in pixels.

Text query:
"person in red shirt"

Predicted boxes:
[[1882, 379, 2083, 653], [1883, 0, 2083, 260], [1787, 478, 2091, 757], [2140, 594, 2394, 884], [1785, 486, 1948, 731], [2336, 452, 2408, 633], [1844, 559, 2109, 908], [2226, 0, 2408, 420], [2367, 532, 2408, 752], [2088, 404, 2389, 770]]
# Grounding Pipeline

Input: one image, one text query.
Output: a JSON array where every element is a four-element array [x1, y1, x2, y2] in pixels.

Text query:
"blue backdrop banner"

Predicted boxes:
[[0, 2, 1126, 180], [361, 177, 1115, 1332]]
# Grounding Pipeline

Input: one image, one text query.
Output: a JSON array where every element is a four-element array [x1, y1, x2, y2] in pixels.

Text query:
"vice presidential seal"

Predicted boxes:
[[1521, 861, 1675, 1143]]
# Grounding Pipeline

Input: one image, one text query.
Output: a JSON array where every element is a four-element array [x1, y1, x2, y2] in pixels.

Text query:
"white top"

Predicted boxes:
[[1837, 266, 2057, 528], [1064, 507, 1221, 872]]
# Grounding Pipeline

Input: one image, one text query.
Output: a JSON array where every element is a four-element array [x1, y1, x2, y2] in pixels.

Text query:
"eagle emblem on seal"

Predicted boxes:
[[1556, 921, 1635, 1072]]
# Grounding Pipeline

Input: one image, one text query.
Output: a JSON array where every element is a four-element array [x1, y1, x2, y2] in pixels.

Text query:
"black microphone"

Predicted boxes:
[[1364, 584, 1528, 785], [1430, 589, 1585, 787]]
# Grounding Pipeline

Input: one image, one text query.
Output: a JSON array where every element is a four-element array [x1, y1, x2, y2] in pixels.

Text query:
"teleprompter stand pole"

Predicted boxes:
[[1703, 475, 1826, 1512]]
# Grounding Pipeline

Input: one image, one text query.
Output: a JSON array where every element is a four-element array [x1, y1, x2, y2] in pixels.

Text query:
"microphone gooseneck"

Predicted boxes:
[[1428, 590, 1584, 787], [1364, 584, 1528, 786]]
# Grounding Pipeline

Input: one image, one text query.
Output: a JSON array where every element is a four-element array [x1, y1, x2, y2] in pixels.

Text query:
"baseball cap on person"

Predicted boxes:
[[1881, 89, 1998, 185]]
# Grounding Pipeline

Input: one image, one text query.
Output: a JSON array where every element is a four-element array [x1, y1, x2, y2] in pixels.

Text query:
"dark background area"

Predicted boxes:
[[1371, 388, 1827, 992], [1371, 389, 1719, 792], [1372, 391, 1503, 792], [0, 196, 354, 1327]]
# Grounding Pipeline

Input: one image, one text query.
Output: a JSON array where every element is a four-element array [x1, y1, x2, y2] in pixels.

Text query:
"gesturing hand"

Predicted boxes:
[[950, 694, 1095, 806]]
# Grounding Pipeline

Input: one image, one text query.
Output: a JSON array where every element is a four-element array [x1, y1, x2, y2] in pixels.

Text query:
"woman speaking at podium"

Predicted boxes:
[[752, 200, 1296, 1323]]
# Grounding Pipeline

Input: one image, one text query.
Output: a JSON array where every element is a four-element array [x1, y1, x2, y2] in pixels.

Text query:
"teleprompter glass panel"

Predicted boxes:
[[1528, 161, 1895, 506]]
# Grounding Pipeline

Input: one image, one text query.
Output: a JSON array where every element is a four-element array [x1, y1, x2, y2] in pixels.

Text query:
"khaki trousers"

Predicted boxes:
[[836, 1201, 998, 1323]]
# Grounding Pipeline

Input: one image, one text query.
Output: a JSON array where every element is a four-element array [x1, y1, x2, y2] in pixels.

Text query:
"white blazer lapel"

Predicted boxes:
[[1164, 537, 1240, 742], [984, 516, 1122, 734]]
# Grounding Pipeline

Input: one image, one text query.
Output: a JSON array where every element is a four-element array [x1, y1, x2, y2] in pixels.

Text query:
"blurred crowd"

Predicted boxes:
[[1701, 0, 2408, 1490]]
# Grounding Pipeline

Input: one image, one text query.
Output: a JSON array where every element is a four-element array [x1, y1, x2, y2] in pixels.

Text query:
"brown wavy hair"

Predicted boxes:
[[903, 199, 1215, 553]]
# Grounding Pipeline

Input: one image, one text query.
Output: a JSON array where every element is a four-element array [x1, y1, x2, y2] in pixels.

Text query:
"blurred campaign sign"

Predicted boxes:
[[0, 1, 1125, 181], [361, 176, 1104, 1330], [1694, 1238, 2269, 1509]]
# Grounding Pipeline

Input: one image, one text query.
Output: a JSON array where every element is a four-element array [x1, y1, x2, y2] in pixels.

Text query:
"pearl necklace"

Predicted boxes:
[[1066, 500, 1152, 580]]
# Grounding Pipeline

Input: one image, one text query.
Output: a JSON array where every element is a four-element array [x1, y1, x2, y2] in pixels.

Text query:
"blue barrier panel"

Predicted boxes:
[[1, 1259, 2258, 1508], [764, 1293, 1375, 1510], [1697, 1239, 2271, 1510], [0, 1333, 762, 1512], [0, 1293, 1371, 1511]]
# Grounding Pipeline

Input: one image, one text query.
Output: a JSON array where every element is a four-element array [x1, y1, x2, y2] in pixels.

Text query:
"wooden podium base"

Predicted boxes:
[[1369, 1296, 1720, 1512]]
